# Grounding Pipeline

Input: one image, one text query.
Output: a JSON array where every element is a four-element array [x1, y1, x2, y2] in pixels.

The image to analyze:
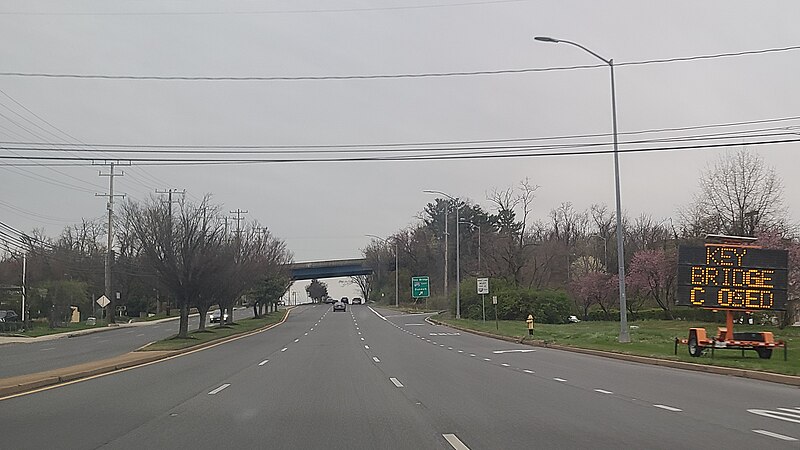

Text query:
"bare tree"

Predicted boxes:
[[680, 148, 788, 237], [342, 275, 372, 303]]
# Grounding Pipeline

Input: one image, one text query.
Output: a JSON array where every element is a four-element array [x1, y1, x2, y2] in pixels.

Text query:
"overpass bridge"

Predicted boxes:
[[290, 258, 372, 281]]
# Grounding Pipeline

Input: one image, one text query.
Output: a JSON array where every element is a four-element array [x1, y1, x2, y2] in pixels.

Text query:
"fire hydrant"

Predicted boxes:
[[526, 314, 534, 336]]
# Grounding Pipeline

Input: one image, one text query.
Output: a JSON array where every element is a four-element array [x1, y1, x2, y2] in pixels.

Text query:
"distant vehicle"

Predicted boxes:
[[351, 297, 362, 305], [0, 310, 19, 322], [341, 297, 349, 304], [568, 315, 580, 323], [209, 310, 228, 323], [333, 301, 346, 312], [324, 297, 336, 304]]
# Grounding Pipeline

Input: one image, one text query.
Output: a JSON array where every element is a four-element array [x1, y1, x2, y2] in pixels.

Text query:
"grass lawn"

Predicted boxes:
[[437, 317, 800, 376], [12, 321, 105, 337], [140, 311, 286, 352]]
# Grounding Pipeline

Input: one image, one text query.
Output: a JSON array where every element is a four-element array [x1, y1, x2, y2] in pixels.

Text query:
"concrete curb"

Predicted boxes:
[[428, 318, 800, 387], [0, 308, 293, 399]]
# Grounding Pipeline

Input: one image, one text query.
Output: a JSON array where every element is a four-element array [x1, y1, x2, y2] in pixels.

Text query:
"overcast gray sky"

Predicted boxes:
[[2, 1, 799, 298]]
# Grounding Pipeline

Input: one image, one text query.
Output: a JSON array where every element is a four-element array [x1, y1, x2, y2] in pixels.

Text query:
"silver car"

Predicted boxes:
[[332, 301, 346, 312]]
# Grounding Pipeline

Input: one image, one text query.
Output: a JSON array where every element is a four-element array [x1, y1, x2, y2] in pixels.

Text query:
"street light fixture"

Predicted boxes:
[[366, 234, 399, 308], [459, 220, 481, 274], [423, 189, 461, 319], [534, 35, 630, 343]]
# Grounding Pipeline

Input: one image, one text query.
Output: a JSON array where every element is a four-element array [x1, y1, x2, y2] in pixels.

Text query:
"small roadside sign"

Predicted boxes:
[[412, 276, 430, 298], [96, 295, 110, 308], [492, 295, 498, 305], [477, 278, 489, 294]]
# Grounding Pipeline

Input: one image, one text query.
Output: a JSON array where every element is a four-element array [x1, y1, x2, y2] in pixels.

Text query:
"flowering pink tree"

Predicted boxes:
[[627, 249, 677, 319], [756, 231, 800, 327], [569, 271, 615, 320]]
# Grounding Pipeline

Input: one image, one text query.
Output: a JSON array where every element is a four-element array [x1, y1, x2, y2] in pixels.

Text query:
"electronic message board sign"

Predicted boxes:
[[677, 245, 788, 311]]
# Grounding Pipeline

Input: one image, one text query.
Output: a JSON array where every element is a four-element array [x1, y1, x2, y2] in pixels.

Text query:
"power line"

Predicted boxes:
[[1, 45, 798, 81]]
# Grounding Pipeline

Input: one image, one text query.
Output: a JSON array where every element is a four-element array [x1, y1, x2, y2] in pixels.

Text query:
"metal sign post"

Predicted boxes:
[[492, 295, 498, 330]]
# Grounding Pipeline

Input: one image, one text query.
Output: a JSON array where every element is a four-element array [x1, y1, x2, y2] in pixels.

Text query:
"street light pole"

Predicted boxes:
[[424, 190, 461, 319], [367, 234, 399, 308], [534, 36, 630, 342]]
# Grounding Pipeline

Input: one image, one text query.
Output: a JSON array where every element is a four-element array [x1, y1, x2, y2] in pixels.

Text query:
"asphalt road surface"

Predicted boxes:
[[1, 304, 797, 449], [0, 308, 254, 378]]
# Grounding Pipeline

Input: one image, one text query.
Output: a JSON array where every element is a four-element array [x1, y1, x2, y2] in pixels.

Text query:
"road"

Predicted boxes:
[[0, 308, 254, 378], [1, 304, 797, 449]]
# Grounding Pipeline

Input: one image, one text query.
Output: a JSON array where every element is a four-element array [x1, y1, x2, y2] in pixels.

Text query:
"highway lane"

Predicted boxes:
[[1, 304, 797, 449], [0, 307, 254, 378]]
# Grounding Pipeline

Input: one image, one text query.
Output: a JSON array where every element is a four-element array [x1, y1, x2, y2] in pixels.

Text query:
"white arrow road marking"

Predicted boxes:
[[654, 404, 682, 412], [208, 384, 230, 395], [443, 434, 471, 450], [390, 377, 404, 388], [258, 360, 269, 366], [748, 408, 800, 424], [492, 349, 535, 354], [373, 357, 381, 363], [594, 389, 613, 394], [752, 430, 797, 441]]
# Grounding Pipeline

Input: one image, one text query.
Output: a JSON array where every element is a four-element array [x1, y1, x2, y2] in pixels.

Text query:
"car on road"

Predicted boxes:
[[0, 310, 19, 322], [333, 301, 346, 312], [209, 310, 229, 323], [324, 297, 336, 304], [351, 297, 362, 305], [340, 297, 349, 304]]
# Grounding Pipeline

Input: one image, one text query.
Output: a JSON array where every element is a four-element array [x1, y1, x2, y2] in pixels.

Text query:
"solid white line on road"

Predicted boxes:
[[208, 384, 231, 395], [523, 370, 535, 374], [373, 357, 381, 363], [752, 430, 797, 441], [553, 378, 567, 382], [281, 347, 288, 352], [136, 334, 144, 337], [258, 360, 269, 366], [40, 347, 55, 351], [390, 377, 404, 388], [443, 433, 471, 450], [294, 338, 299, 343], [492, 349, 535, 354], [653, 404, 682, 412], [365, 345, 370, 349], [501, 363, 510, 367], [368, 306, 387, 321], [594, 389, 613, 394], [405, 323, 425, 326]]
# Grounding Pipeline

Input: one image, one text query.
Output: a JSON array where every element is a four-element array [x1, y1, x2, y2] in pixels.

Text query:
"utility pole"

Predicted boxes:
[[444, 207, 448, 303], [21, 252, 27, 327], [155, 188, 185, 218], [95, 161, 127, 323], [229, 209, 248, 242]]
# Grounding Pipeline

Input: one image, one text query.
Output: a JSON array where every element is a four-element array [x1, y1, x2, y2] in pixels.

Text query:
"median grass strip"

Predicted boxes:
[[140, 312, 285, 352], [437, 317, 800, 376], [11, 321, 106, 338]]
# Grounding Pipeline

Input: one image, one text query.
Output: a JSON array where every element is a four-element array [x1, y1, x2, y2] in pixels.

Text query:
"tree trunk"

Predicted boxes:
[[178, 303, 189, 338], [227, 305, 235, 324], [253, 302, 260, 319], [198, 307, 208, 331]]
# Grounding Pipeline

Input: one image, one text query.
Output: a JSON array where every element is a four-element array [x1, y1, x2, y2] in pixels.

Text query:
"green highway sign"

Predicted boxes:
[[412, 276, 430, 298]]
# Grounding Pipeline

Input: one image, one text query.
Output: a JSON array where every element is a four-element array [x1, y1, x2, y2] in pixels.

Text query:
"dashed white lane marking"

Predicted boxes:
[[492, 349, 535, 354], [470, 354, 476, 357], [97, 340, 109, 344], [457, 350, 464, 353], [594, 389, 613, 394], [310, 328, 314, 331], [40, 347, 55, 351], [136, 334, 145, 337], [258, 360, 269, 366], [360, 337, 365, 341], [501, 363, 510, 367], [448, 347, 453, 350], [553, 378, 567, 382], [281, 348, 288, 352], [752, 430, 797, 441], [653, 404, 682, 412], [364, 345, 370, 349], [208, 384, 230, 395], [368, 306, 387, 321], [390, 377, 404, 388], [443, 433, 470, 450], [373, 357, 381, 363], [523, 370, 535, 374], [483, 358, 491, 361], [304, 332, 308, 336], [294, 339, 299, 343]]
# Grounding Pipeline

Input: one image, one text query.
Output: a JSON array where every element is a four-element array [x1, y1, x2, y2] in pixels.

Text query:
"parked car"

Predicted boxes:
[[568, 315, 580, 323], [333, 301, 346, 312], [351, 297, 362, 305], [0, 310, 19, 322], [209, 310, 229, 323]]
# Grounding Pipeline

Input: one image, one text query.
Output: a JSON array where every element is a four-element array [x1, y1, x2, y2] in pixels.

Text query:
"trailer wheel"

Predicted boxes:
[[688, 329, 703, 357], [755, 348, 772, 359]]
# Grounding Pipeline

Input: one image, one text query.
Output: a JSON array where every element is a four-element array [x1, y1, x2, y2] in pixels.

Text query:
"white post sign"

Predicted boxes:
[[477, 278, 489, 295]]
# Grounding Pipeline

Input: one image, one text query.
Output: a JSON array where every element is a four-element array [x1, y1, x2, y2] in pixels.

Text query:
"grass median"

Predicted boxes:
[[437, 317, 800, 376], [140, 311, 286, 352]]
